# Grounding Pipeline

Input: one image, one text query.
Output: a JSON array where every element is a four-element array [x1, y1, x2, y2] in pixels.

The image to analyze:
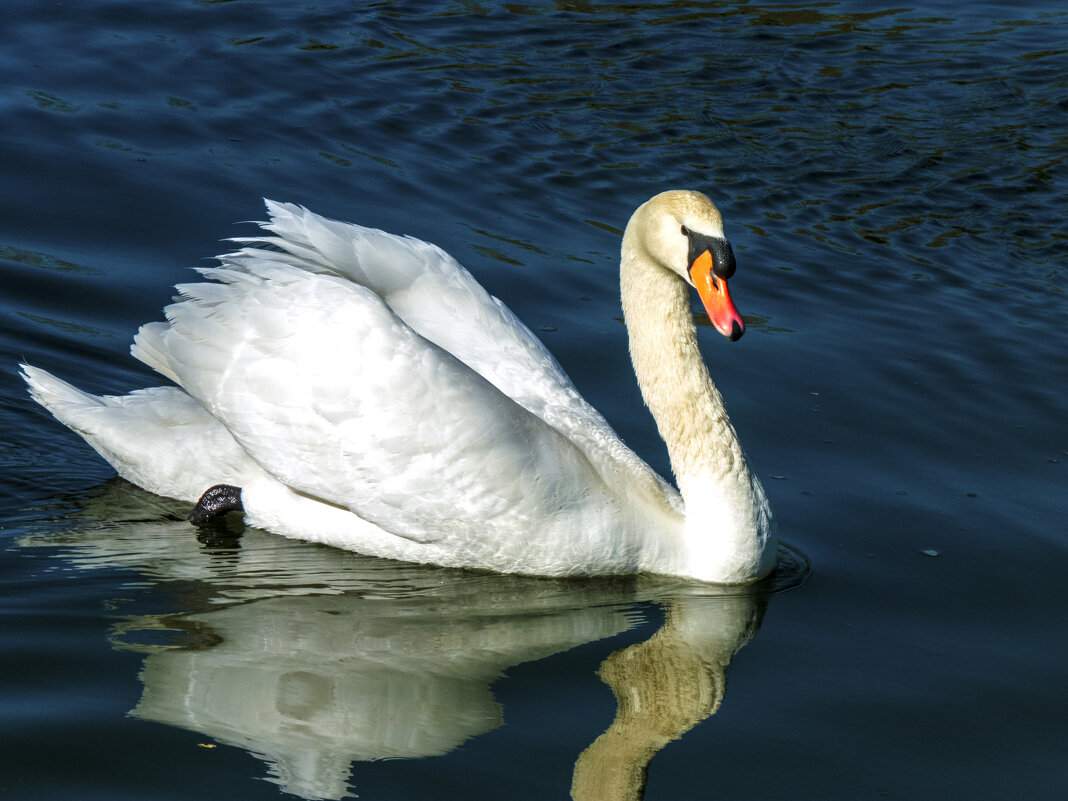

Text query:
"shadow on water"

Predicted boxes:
[[16, 479, 807, 801]]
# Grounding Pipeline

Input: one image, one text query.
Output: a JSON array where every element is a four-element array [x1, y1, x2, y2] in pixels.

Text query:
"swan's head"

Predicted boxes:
[[626, 190, 746, 341]]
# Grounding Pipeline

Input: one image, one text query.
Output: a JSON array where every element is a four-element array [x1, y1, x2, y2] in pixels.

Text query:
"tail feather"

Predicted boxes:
[[19, 363, 266, 502], [20, 363, 106, 427]]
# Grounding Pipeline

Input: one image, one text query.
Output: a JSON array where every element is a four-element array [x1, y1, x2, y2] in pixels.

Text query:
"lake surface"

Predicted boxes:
[[1, 1, 1065, 799]]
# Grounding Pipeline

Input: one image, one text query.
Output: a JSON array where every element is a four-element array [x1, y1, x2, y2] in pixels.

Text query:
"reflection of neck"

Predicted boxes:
[[570, 596, 765, 801]]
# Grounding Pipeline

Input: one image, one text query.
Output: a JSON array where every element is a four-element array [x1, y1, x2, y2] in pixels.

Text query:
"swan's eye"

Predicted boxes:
[[680, 225, 690, 237]]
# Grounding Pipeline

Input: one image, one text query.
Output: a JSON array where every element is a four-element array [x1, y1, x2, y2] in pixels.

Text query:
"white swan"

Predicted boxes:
[[21, 190, 775, 583]]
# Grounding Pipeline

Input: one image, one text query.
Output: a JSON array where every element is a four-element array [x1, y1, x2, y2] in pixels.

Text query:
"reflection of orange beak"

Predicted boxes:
[[689, 250, 745, 341]]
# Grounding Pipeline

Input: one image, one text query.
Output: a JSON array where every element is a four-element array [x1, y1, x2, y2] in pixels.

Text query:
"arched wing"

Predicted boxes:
[[134, 260, 606, 543]]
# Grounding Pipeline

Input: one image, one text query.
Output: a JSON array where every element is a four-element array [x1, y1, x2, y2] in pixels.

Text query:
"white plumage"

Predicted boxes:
[[22, 191, 776, 582]]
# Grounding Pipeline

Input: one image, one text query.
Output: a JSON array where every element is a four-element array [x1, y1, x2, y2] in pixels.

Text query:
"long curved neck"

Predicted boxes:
[[620, 244, 747, 492], [620, 232, 774, 582]]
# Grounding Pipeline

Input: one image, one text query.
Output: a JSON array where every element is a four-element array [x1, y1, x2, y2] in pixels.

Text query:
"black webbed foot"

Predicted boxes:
[[188, 484, 244, 526]]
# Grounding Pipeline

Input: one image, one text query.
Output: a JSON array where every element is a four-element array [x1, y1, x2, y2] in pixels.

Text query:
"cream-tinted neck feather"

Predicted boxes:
[[621, 192, 775, 581]]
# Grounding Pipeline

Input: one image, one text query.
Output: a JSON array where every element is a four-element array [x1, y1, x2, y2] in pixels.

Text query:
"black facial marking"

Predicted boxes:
[[685, 230, 737, 280]]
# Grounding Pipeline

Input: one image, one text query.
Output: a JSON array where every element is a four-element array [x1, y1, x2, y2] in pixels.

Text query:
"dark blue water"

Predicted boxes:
[[1, 2, 1065, 799]]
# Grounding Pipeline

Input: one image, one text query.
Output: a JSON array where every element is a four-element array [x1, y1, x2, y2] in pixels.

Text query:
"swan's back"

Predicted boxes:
[[135, 202, 680, 519], [229, 201, 574, 413]]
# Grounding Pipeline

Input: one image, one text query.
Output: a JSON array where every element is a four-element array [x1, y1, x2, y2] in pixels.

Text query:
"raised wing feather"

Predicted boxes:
[[136, 259, 611, 543], [217, 202, 680, 514], [230, 201, 577, 415]]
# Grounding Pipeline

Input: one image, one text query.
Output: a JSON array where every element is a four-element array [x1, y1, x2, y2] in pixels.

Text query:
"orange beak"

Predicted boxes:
[[689, 250, 745, 341]]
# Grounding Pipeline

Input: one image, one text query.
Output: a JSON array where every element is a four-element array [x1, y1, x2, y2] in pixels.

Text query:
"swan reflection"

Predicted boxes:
[[19, 481, 799, 800]]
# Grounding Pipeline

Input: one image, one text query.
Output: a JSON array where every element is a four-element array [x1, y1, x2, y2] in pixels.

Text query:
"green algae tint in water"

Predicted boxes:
[[0, 1, 1065, 799]]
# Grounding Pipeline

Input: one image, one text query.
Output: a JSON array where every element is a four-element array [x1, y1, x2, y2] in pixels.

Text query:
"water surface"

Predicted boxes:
[[1, 2, 1065, 799]]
